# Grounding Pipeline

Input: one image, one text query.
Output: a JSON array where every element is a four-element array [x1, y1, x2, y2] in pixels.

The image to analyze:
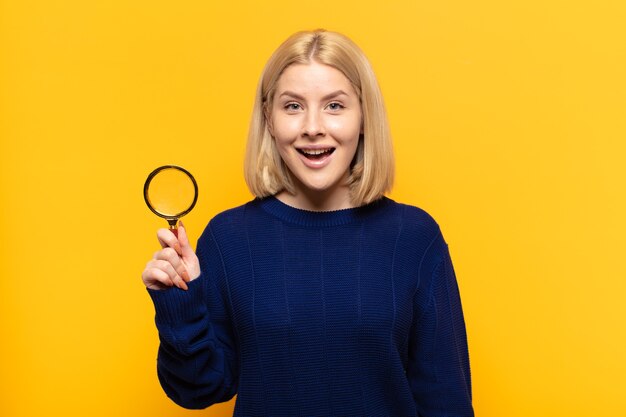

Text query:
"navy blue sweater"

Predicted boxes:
[[148, 196, 473, 416]]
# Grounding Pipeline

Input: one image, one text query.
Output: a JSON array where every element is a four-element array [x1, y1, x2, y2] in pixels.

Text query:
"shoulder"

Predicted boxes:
[[382, 198, 442, 242], [383, 198, 449, 272], [207, 202, 249, 229], [197, 199, 264, 245]]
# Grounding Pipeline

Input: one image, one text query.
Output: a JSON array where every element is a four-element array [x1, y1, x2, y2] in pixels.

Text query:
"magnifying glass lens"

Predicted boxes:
[[146, 168, 196, 216], [144, 165, 199, 236]]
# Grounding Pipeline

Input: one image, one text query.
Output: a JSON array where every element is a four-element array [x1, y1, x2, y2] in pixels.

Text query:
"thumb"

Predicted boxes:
[[177, 221, 195, 259]]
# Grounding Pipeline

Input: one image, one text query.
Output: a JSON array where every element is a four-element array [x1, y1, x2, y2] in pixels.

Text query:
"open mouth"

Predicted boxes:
[[297, 148, 335, 161]]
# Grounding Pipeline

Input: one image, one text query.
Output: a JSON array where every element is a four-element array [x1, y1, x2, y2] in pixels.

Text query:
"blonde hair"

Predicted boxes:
[[244, 29, 394, 206]]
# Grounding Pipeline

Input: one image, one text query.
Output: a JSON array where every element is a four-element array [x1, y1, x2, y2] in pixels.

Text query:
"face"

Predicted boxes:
[[268, 61, 362, 208]]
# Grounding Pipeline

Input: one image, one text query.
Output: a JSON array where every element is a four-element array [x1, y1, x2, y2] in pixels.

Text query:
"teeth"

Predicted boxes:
[[301, 148, 332, 155]]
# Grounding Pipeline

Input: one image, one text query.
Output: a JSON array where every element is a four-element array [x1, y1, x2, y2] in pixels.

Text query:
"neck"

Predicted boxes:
[[275, 186, 354, 212]]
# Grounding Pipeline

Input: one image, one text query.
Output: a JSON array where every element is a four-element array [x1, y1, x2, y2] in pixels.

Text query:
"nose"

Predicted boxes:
[[302, 110, 325, 138]]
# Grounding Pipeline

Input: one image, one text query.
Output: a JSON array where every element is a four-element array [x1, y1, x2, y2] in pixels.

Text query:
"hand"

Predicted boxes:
[[141, 222, 201, 291]]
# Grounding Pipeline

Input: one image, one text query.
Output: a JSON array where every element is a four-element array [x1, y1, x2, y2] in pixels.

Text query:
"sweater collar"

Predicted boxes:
[[255, 195, 393, 227]]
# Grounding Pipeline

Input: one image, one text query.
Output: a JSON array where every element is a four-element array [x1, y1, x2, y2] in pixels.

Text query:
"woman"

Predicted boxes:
[[142, 29, 474, 416]]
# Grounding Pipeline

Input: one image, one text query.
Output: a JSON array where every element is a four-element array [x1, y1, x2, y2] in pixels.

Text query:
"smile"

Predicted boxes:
[[297, 147, 335, 160]]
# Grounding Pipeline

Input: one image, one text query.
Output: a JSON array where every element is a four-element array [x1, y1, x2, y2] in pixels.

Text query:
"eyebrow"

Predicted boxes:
[[278, 90, 348, 101]]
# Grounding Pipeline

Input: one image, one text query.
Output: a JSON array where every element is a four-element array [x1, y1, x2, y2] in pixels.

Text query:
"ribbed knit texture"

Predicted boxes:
[[148, 196, 473, 416]]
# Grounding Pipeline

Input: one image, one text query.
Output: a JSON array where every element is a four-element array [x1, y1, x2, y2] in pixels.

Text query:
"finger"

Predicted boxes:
[[142, 266, 174, 289], [177, 275, 189, 290], [147, 260, 188, 291], [156, 228, 182, 256], [154, 248, 191, 282], [155, 262, 188, 290], [152, 259, 182, 283]]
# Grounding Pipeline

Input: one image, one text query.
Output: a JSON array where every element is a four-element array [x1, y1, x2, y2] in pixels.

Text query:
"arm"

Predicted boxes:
[[147, 224, 238, 409], [408, 233, 474, 416]]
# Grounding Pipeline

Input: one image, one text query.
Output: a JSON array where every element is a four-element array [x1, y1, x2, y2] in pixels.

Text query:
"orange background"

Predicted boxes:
[[1, 1, 625, 416]]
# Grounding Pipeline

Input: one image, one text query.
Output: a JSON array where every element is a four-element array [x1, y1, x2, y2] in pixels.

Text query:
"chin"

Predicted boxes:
[[301, 178, 347, 194]]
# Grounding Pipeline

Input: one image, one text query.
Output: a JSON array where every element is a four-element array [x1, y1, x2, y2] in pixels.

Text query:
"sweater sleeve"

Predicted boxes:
[[147, 224, 238, 409], [407, 233, 474, 416]]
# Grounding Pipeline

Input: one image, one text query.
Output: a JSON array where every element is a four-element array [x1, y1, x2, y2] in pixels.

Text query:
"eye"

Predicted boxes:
[[284, 102, 301, 111], [327, 102, 344, 111]]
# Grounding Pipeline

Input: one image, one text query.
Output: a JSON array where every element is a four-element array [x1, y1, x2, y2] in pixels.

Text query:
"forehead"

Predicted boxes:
[[275, 62, 356, 96]]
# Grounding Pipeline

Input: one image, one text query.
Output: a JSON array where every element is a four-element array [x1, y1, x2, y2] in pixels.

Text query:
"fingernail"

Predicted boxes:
[[181, 280, 188, 291], [182, 270, 190, 282], [179, 220, 185, 229]]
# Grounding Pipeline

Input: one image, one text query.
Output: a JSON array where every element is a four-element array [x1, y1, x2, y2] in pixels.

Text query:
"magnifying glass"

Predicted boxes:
[[143, 165, 198, 237]]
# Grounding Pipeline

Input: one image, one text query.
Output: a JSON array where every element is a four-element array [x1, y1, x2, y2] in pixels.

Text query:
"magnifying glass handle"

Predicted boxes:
[[167, 219, 179, 238]]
